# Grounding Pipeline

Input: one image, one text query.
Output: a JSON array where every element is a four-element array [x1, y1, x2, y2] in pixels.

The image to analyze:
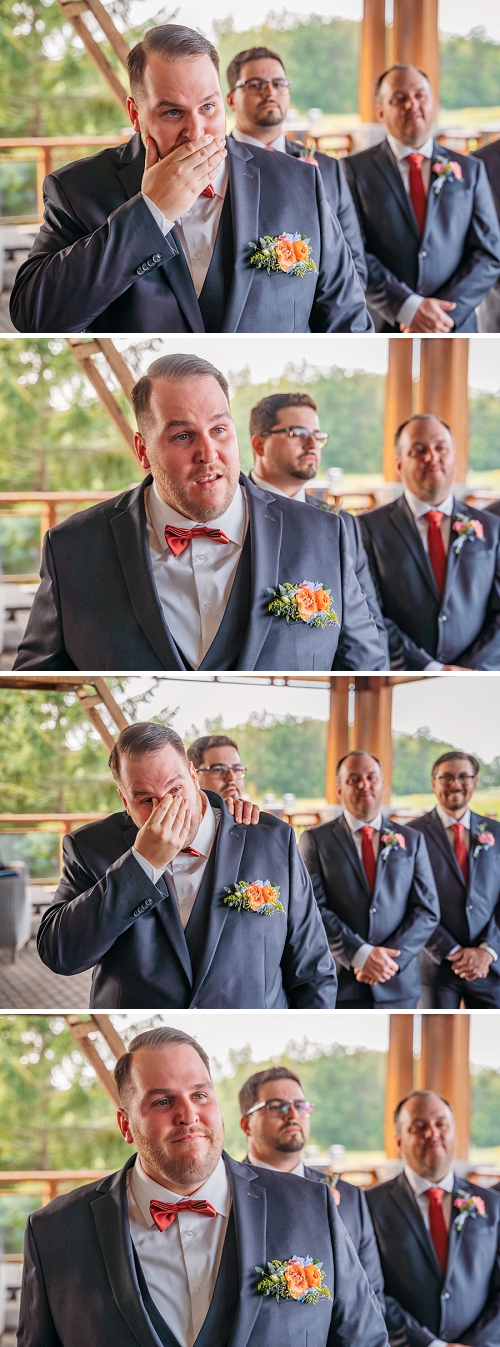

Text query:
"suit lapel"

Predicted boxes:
[[374, 140, 421, 239], [422, 143, 453, 245], [390, 1174, 443, 1278], [391, 497, 441, 601], [224, 1155, 266, 1347], [91, 1159, 165, 1347], [109, 478, 185, 669], [334, 816, 372, 898], [237, 477, 283, 670], [116, 133, 145, 201], [153, 874, 193, 985], [441, 499, 468, 606], [426, 809, 467, 888], [191, 803, 246, 1003], [222, 140, 259, 333], [445, 1178, 470, 1283], [372, 816, 399, 900]]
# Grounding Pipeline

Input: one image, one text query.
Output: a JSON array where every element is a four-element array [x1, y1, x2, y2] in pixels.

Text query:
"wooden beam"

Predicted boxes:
[[418, 1014, 470, 1158], [383, 339, 413, 480], [415, 339, 470, 482], [56, 0, 129, 109], [385, 1014, 414, 1158], [65, 1014, 126, 1106], [66, 338, 136, 457], [325, 677, 350, 804], [93, 339, 135, 400], [352, 677, 393, 803], [391, 0, 439, 107], [359, 0, 386, 123]]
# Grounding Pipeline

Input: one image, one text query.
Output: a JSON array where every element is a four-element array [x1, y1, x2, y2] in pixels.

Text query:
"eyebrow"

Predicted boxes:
[[155, 91, 220, 109], [145, 1083, 213, 1097], [165, 413, 231, 429], [131, 778, 181, 796]]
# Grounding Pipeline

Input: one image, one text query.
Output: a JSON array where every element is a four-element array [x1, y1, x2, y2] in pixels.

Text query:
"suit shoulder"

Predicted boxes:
[[408, 812, 434, 832], [48, 141, 127, 191], [257, 811, 293, 838], [29, 1171, 118, 1225], [303, 817, 340, 846], [459, 500, 500, 536], [67, 811, 127, 847], [365, 1176, 399, 1207], [47, 485, 143, 543], [473, 141, 500, 168], [344, 144, 384, 174], [359, 500, 398, 532]]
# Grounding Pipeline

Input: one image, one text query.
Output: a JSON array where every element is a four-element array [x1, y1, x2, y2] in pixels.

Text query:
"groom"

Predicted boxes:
[[18, 1025, 389, 1347]]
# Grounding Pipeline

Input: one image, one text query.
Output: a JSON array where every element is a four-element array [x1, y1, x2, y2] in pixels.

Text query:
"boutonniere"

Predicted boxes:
[[223, 879, 284, 915], [249, 233, 317, 276], [452, 514, 485, 555], [321, 1172, 341, 1205], [268, 582, 339, 628], [453, 1192, 486, 1231], [472, 825, 496, 859], [432, 157, 464, 195], [256, 1256, 332, 1304], [380, 832, 407, 861]]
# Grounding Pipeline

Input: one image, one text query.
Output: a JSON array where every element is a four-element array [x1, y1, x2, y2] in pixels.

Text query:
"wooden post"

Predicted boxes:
[[55, 1, 129, 110], [391, 0, 439, 105], [418, 1014, 470, 1158], [66, 338, 136, 457], [352, 677, 393, 804], [385, 1014, 414, 1158], [325, 677, 350, 804], [383, 339, 413, 480], [65, 1014, 126, 1106], [415, 339, 470, 482], [359, 0, 386, 123]]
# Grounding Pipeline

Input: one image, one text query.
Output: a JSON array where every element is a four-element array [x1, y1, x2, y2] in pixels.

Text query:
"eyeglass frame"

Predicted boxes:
[[269, 425, 329, 446], [231, 77, 292, 93], [432, 773, 477, 784], [196, 763, 248, 778], [244, 1097, 315, 1118]]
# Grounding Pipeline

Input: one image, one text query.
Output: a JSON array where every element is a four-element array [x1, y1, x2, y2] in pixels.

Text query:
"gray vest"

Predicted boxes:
[[132, 1206, 239, 1347], [198, 184, 234, 332], [174, 528, 252, 672], [156, 827, 218, 987]]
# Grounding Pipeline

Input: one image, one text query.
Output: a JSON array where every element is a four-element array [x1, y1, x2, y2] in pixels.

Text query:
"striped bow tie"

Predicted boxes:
[[164, 525, 230, 557], [150, 1199, 217, 1231]]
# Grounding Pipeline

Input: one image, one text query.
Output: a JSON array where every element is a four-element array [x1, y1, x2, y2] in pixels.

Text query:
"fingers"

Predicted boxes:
[[229, 800, 260, 826], [384, 949, 401, 957], [438, 300, 457, 310], [170, 134, 226, 168], [144, 134, 160, 169]]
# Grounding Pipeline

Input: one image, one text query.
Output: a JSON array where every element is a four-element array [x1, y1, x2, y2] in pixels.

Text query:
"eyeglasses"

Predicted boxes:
[[232, 78, 292, 93], [269, 426, 329, 446], [244, 1098, 314, 1118], [433, 774, 476, 785], [197, 764, 247, 778]]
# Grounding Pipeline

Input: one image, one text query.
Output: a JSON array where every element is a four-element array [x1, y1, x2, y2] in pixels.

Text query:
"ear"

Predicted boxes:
[[394, 455, 403, 481], [134, 431, 152, 471], [251, 434, 266, 460], [117, 1108, 135, 1145], [226, 90, 235, 112], [335, 781, 342, 802], [189, 761, 198, 785], [374, 102, 384, 125], [127, 96, 141, 133], [240, 1115, 251, 1138], [394, 1131, 402, 1157]]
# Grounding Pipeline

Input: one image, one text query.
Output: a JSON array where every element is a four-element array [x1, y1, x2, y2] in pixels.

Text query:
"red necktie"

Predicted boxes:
[[164, 525, 230, 557], [450, 823, 469, 884], [360, 825, 376, 894], [427, 1188, 449, 1274], [426, 511, 447, 596], [200, 184, 215, 199], [150, 1199, 217, 1232], [180, 847, 201, 857], [407, 152, 427, 234]]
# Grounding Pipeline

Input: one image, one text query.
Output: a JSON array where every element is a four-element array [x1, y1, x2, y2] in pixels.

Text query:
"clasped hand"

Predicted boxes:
[[354, 946, 401, 984], [448, 946, 493, 980], [142, 133, 227, 222]]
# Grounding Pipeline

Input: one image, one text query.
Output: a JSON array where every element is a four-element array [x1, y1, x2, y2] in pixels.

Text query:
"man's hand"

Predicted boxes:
[[442, 665, 468, 671], [400, 298, 456, 333], [226, 798, 260, 826], [448, 947, 493, 980], [142, 134, 227, 222], [134, 794, 191, 870], [354, 946, 401, 984]]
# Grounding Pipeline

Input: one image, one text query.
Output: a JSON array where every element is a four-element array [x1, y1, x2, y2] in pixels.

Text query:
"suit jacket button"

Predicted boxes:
[[370, 906, 377, 913], [419, 250, 427, 258], [441, 1292, 450, 1300], [152, 253, 161, 262]]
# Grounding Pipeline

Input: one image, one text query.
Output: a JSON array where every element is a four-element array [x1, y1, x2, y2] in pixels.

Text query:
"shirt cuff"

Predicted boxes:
[[397, 292, 424, 326], [141, 192, 175, 237], [429, 1340, 447, 1347], [352, 943, 374, 971], [480, 943, 498, 961], [446, 945, 461, 959], [424, 661, 444, 671], [132, 848, 165, 886]]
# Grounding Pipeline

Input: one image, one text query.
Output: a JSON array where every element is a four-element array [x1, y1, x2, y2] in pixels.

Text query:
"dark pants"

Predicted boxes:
[[420, 982, 500, 1009]]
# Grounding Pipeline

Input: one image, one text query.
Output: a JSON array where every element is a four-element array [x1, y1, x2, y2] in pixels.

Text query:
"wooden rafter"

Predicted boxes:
[[0, 675, 129, 750], [56, 0, 129, 110], [65, 1014, 126, 1105], [66, 337, 136, 457]]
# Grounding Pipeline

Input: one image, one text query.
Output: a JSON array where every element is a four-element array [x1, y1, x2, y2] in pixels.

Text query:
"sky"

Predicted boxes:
[[129, 2, 500, 43]]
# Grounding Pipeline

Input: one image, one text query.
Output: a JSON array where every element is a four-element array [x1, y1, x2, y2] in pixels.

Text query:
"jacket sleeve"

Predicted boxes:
[[455, 536, 500, 669], [334, 517, 388, 670], [329, 160, 368, 289], [326, 1186, 389, 1347], [13, 532, 75, 670], [10, 172, 175, 333], [341, 159, 414, 324], [381, 833, 440, 972], [432, 159, 500, 328], [298, 828, 366, 968], [37, 834, 165, 974], [384, 1294, 437, 1347], [17, 1218, 63, 1347], [280, 830, 337, 1008], [309, 165, 374, 333]]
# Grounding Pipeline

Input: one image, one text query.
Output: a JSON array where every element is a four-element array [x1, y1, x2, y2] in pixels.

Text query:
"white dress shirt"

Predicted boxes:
[[232, 127, 287, 154], [247, 1150, 305, 1176], [386, 132, 435, 327], [435, 803, 497, 961], [404, 488, 454, 671], [404, 1164, 455, 1347], [127, 1155, 230, 1347], [343, 809, 383, 971], [142, 160, 228, 296], [133, 795, 220, 929], [145, 479, 248, 670], [249, 467, 307, 502]]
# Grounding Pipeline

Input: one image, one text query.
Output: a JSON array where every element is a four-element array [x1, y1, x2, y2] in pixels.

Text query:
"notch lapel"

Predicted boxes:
[[116, 133, 145, 201], [222, 140, 259, 333], [334, 816, 372, 898], [372, 816, 399, 902], [160, 227, 206, 333], [426, 809, 467, 888], [389, 1175, 443, 1279], [191, 803, 246, 1003], [224, 1156, 266, 1347], [421, 143, 451, 245], [441, 499, 468, 607], [109, 478, 185, 669], [391, 497, 441, 601], [91, 1159, 165, 1347], [237, 477, 283, 670], [374, 140, 421, 239], [444, 1179, 469, 1283], [153, 874, 193, 985]]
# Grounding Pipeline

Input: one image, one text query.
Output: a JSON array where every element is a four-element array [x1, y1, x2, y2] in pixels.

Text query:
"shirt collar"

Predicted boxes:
[[129, 1154, 230, 1227], [387, 132, 435, 162], [250, 468, 307, 502], [147, 479, 247, 553], [436, 802, 471, 832], [405, 1165, 455, 1196], [232, 127, 287, 153], [404, 488, 454, 520], [247, 1151, 305, 1176], [343, 808, 383, 835]]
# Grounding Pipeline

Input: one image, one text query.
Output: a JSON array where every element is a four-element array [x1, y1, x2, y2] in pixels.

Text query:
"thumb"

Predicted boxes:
[[438, 300, 456, 310], [144, 135, 159, 170], [386, 949, 401, 956]]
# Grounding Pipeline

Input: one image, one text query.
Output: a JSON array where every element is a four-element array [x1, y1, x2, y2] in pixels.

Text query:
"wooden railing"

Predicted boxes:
[[0, 135, 131, 224], [0, 1169, 112, 1205], [0, 812, 106, 879], [0, 491, 118, 581]]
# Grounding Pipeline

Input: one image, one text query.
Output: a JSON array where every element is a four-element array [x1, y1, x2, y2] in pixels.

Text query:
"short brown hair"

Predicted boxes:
[[187, 735, 239, 770], [108, 722, 187, 782], [394, 1089, 452, 1131], [431, 750, 479, 779], [375, 63, 430, 101], [239, 1066, 302, 1116], [395, 413, 453, 450], [226, 45, 285, 91], [127, 24, 220, 98], [250, 392, 317, 439], [131, 354, 230, 435], [336, 750, 381, 780], [114, 1026, 211, 1107]]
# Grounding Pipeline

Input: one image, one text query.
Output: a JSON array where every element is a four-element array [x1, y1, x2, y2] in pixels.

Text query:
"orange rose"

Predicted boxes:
[[295, 586, 318, 622], [305, 1264, 322, 1288], [246, 883, 265, 910], [275, 238, 295, 271], [261, 884, 275, 903], [314, 588, 331, 612], [293, 239, 309, 262], [284, 1262, 308, 1299]]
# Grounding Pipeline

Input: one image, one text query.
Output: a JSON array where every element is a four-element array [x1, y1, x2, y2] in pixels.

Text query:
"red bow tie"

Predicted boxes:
[[164, 524, 230, 557], [180, 847, 201, 857], [200, 184, 215, 198], [150, 1198, 217, 1231]]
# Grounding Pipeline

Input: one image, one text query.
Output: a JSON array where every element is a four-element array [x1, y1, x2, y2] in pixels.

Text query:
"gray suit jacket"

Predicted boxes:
[[284, 140, 367, 286]]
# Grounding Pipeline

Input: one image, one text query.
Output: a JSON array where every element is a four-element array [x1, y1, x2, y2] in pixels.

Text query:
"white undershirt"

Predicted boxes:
[[385, 133, 436, 327], [247, 1150, 305, 1176], [435, 803, 497, 961], [343, 809, 383, 972], [249, 467, 307, 502], [142, 160, 228, 296], [145, 479, 248, 670], [133, 796, 220, 929], [405, 1162, 454, 1347], [232, 127, 287, 154], [127, 1155, 230, 1347]]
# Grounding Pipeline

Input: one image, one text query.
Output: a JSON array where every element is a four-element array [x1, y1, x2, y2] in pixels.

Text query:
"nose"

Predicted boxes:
[[196, 435, 220, 462], [182, 112, 207, 143], [173, 1094, 200, 1126]]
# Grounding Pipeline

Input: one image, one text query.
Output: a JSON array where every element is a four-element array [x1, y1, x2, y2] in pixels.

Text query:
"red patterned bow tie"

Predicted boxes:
[[150, 1198, 217, 1231], [164, 524, 230, 557], [180, 847, 201, 857], [200, 184, 215, 198]]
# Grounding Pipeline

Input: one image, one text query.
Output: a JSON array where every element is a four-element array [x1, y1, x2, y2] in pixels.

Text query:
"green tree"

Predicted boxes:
[[469, 391, 500, 471], [440, 27, 500, 109], [471, 1066, 500, 1146], [216, 14, 359, 114], [186, 712, 328, 800]]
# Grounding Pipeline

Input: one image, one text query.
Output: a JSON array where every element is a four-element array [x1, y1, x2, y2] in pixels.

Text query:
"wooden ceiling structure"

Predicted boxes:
[[0, 675, 128, 751]]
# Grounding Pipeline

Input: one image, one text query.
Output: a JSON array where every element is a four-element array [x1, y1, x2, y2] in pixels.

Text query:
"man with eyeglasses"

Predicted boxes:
[[366, 1090, 500, 1347], [360, 415, 500, 670], [299, 750, 439, 1009], [238, 1065, 385, 1310], [187, 733, 258, 816], [410, 751, 500, 1008], [226, 45, 367, 287], [248, 390, 388, 662]]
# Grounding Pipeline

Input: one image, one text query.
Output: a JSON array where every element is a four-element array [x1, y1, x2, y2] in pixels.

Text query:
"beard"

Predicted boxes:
[[134, 1124, 224, 1191], [254, 105, 283, 126], [275, 1130, 306, 1153], [150, 456, 238, 523], [290, 461, 318, 481]]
